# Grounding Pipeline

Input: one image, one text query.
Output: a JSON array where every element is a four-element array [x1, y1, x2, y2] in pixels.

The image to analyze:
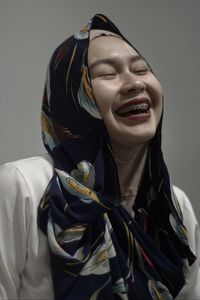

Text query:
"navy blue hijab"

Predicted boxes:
[[38, 14, 195, 300]]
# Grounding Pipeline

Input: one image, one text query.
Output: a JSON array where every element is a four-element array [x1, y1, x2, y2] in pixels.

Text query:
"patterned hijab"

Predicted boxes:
[[38, 14, 195, 300]]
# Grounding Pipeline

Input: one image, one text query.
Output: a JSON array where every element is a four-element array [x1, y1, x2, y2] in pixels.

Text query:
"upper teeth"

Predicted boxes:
[[118, 103, 149, 114]]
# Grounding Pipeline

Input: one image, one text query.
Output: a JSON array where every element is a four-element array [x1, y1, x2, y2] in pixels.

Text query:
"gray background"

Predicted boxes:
[[0, 0, 199, 222]]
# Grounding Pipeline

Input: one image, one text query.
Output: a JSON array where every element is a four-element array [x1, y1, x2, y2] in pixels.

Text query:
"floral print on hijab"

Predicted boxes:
[[38, 14, 195, 300]]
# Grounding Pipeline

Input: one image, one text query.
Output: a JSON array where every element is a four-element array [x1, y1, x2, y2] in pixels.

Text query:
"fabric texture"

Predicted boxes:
[[0, 155, 199, 299], [38, 14, 196, 300]]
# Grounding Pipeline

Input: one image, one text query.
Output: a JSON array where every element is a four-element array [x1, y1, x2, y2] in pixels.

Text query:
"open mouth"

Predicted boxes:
[[116, 100, 150, 117]]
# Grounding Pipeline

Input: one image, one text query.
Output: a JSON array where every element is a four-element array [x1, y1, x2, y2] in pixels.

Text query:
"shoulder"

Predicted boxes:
[[0, 154, 54, 299], [172, 186, 199, 254], [172, 185, 198, 227], [172, 186, 196, 219], [0, 153, 53, 207], [0, 152, 53, 177], [0, 153, 53, 185], [172, 189, 200, 298], [172, 186, 191, 207], [172, 186, 197, 223]]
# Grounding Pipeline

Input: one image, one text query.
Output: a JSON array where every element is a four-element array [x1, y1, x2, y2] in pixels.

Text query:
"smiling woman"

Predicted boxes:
[[88, 33, 163, 146], [0, 13, 199, 300], [87, 33, 163, 215]]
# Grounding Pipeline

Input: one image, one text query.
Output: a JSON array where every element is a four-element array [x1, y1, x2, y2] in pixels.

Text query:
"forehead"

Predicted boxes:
[[88, 33, 138, 63], [89, 29, 120, 40]]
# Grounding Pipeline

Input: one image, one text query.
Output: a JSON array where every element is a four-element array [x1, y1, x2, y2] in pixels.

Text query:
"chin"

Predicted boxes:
[[107, 119, 158, 147], [121, 129, 157, 146]]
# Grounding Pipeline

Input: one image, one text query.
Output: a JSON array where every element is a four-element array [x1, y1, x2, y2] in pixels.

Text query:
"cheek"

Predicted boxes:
[[153, 81, 163, 122], [154, 76, 163, 96], [148, 77, 163, 105], [91, 81, 115, 113], [155, 82, 163, 113]]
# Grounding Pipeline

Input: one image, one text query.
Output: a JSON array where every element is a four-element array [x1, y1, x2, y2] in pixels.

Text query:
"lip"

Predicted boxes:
[[116, 97, 151, 114], [120, 110, 151, 122], [115, 97, 151, 122]]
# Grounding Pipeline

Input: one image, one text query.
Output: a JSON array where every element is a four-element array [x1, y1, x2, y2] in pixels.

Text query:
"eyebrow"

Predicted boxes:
[[89, 55, 145, 70]]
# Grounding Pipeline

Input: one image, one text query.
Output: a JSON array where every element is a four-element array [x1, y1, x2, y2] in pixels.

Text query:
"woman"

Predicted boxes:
[[0, 14, 199, 300]]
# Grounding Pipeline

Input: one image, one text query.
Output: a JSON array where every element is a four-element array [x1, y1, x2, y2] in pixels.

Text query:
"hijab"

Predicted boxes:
[[38, 14, 195, 300]]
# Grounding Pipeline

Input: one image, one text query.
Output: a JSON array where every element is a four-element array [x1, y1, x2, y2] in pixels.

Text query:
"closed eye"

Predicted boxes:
[[98, 73, 117, 78], [134, 68, 149, 74]]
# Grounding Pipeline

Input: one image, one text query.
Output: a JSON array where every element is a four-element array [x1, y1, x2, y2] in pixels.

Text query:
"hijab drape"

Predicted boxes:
[[38, 14, 195, 300]]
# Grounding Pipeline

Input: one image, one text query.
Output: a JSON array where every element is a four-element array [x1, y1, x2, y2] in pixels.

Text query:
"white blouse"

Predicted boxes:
[[0, 154, 199, 300]]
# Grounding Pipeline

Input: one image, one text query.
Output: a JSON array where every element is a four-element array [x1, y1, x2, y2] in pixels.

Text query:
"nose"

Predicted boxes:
[[120, 72, 146, 94]]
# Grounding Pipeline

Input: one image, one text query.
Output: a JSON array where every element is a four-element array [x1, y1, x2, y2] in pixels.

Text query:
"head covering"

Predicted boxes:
[[38, 14, 195, 300]]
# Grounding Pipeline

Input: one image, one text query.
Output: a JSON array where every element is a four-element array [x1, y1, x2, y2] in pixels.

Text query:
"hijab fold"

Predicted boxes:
[[38, 14, 195, 300]]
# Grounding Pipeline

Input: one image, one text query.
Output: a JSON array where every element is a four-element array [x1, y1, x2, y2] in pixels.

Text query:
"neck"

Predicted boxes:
[[111, 141, 148, 212]]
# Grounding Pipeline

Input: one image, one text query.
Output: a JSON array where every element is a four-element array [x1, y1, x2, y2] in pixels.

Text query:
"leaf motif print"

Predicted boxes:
[[71, 160, 95, 189], [148, 280, 173, 300], [74, 20, 92, 40], [104, 214, 117, 260], [55, 167, 111, 210], [170, 187, 183, 221], [79, 243, 110, 276], [78, 65, 101, 119], [56, 224, 87, 246], [169, 214, 188, 246], [112, 278, 129, 300], [41, 112, 60, 151], [47, 216, 84, 260]]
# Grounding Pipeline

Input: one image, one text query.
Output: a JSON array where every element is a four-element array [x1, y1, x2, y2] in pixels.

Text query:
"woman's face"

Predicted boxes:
[[88, 33, 163, 147]]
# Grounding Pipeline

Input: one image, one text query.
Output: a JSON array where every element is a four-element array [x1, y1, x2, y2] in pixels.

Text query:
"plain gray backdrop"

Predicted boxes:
[[0, 0, 199, 222]]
